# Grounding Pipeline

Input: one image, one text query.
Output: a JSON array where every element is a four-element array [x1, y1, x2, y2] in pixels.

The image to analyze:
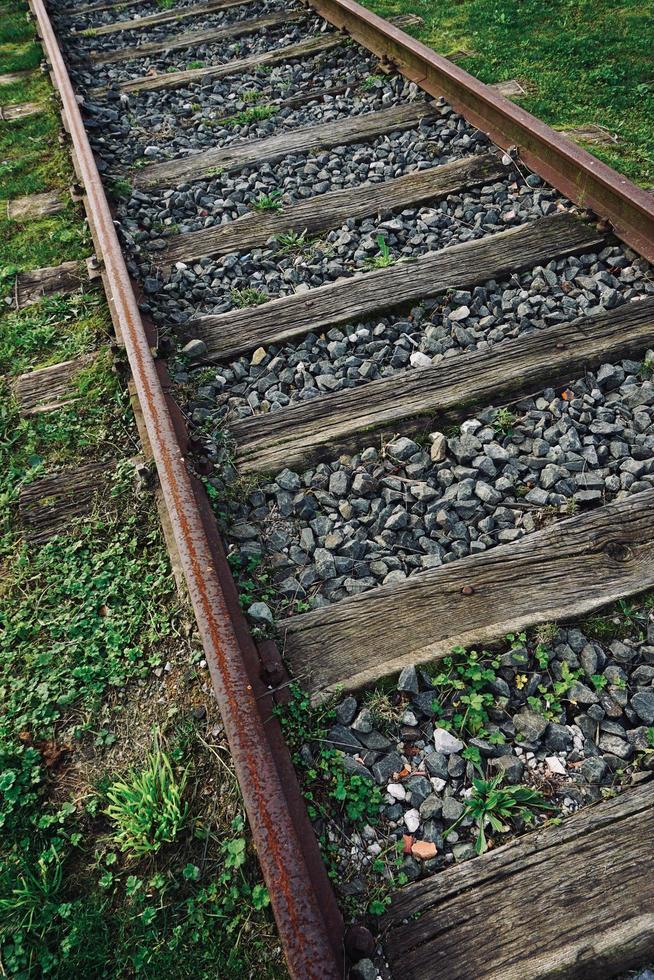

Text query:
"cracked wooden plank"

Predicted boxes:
[[13, 354, 96, 416], [158, 151, 505, 270], [6, 190, 66, 220], [134, 99, 436, 189], [15, 261, 89, 308], [382, 781, 654, 979], [0, 70, 34, 86], [0, 101, 41, 121], [231, 297, 654, 474], [90, 8, 304, 63], [188, 212, 604, 361], [86, 0, 252, 35], [282, 489, 654, 695], [19, 459, 116, 545], [103, 14, 420, 94]]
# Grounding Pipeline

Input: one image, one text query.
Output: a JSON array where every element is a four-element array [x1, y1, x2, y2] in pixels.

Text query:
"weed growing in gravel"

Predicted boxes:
[[107, 177, 133, 199], [431, 646, 505, 739], [227, 552, 276, 611], [252, 189, 284, 212], [364, 689, 402, 731], [275, 685, 403, 917], [241, 89, 263, 103], [361, 73, 384, 89], [492, 406, 517, 435], [446, 774, 554, 854], [276, 228, 309, 253], [364, 234, 395, 269], [533, 621, 559, 647], [320, 750, 383, 823], [230, 286, 269, 307], [224, 105, 278, 128], [156, 0, 176, 8], [105, 739, 189, 856], [186, 60, 205, 70]]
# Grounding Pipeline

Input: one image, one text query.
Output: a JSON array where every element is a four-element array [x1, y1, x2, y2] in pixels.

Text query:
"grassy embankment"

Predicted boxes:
[[362, 0, 654, 185], [0, 5, 285, 977]]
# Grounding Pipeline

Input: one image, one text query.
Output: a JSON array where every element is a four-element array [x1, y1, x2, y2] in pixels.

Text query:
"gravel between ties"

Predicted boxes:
[[88, 56, 421, 168], [220, 356, 654, 609], [314, 615, 654, 893], [68, 12, 328, 87]]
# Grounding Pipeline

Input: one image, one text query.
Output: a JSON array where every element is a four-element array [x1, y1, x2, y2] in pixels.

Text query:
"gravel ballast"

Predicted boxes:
[[81, 45, 389, 165], [300, 613, 654, 896], [218, 357, 654, 608]]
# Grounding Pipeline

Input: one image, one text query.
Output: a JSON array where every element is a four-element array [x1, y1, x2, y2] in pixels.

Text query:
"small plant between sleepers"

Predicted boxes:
[[252, 190, 283, 212], [230, 286, 268, 308], [364, 234, 395, 269], [444, 773, 555, 854]]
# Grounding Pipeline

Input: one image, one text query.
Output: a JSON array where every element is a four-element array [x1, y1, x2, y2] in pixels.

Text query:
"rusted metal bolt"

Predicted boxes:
[[461, 585, 475, 596]]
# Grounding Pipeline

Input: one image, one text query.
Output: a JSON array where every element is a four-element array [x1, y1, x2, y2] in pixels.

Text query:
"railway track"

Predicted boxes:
[[25, 0, 654, 975]]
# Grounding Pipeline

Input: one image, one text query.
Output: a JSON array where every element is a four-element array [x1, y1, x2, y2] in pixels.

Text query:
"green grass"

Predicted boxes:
[[0, 34, 42, 72], [361, 0, 654, 184], [0, 7, 287, 976], [0, 70, 48, 108], [0, 293, 108, 376], [0, 110, 72, 198]]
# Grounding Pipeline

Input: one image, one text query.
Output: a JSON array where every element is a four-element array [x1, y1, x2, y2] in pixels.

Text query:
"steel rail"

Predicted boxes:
[[28, 1, 342, 976], [307, 0, 654, 263]]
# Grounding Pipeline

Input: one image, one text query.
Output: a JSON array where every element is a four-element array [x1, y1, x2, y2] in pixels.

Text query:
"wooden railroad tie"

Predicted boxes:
[[6, 189, 66, 221], [14, 260, 90, 308], [18, 459, 116, 545], [282, 488, 654, 695], [187, 212, 604, 361], [13, 354, 96, 417], [382, 780, 654, 979]]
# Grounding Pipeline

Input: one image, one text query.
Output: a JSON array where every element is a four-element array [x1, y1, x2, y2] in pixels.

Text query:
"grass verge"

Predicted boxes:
[[0, 6, 286, 977], [360, 0, 654, 184]]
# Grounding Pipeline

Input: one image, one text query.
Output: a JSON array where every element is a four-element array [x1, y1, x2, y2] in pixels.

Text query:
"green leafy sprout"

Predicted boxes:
[[252, 190, 283, 212], [365, 234, 395, 269], [104, 740, 189, 856], [445, 774, 555, 854]]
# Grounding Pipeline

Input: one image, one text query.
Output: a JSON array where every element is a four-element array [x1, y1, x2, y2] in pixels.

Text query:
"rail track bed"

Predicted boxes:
[[32, 0, 654, 974]]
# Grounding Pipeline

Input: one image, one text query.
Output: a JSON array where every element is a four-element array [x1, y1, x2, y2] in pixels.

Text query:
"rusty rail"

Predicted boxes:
[[27, 1, 343, 976], [307, 0, 654, 263]]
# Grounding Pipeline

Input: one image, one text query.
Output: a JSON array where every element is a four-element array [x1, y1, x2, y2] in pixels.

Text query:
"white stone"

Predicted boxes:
[[545, 756, 567, 775], [429, 431, 447, 462], [387, 782, 406, 801], [430, 777, 447, 793], [404, 808, 420, 833], [410, 351, 433, 369], [433, 728, 464, 755]]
